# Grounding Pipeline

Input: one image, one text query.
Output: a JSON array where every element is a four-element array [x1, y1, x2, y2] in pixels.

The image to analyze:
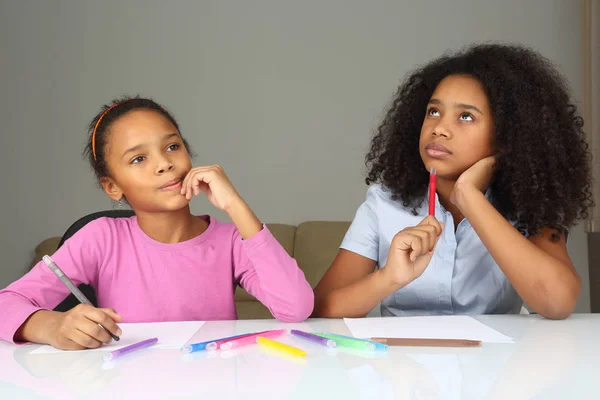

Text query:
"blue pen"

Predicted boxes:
[[181, 333, 257, 354], [320, 332, 388, 351]]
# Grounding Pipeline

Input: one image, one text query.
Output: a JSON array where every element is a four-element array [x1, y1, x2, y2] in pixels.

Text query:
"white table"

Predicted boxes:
[[0, 314, 598, 399]]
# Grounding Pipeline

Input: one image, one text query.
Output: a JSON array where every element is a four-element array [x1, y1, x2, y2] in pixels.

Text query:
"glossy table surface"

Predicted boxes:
[[1, 314, 598, 399]]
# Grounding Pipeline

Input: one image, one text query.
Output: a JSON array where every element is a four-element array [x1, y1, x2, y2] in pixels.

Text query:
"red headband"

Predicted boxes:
[[91, 100, 170, 160], [92, 102, 124, 161]]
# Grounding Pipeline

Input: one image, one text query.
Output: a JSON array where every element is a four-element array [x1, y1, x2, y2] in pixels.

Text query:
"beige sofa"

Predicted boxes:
[[29, 221, 351, 319]]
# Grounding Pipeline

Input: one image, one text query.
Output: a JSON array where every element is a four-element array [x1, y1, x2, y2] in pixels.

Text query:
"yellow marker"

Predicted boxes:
[[257, 336, 306, 357]]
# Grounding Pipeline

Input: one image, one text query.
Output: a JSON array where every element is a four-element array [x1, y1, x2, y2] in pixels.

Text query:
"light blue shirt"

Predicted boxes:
[[341, 184, 523, 316]]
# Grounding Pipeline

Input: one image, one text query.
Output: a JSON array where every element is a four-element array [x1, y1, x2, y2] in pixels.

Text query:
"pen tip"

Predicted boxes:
[[430, 167, 436, 174]]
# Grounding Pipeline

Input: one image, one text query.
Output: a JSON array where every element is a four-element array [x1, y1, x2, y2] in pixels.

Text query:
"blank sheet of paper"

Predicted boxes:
[[30, 321, 205, 354], [344, 316, 513, 343]]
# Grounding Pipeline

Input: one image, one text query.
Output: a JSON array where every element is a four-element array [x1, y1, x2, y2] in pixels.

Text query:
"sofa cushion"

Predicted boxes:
[[30, 237, 62, 271], [235, 300, 277, 320], [293, 221, 351, 288], [233, 221, 350, 319]]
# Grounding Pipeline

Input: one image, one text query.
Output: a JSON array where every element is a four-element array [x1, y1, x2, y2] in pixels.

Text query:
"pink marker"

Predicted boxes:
[[203, 330, 270, 351], [219, 329, 286, 351]]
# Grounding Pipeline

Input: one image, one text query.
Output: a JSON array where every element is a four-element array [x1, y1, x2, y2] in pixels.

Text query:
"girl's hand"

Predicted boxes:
[[180, 165, 242, 211], [383, 216, 444, 286], [47, 305, 122, 350], [451, 155, 497, 205]]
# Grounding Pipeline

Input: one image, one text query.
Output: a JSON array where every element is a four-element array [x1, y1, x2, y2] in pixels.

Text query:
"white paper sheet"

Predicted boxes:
[[344, 316, 513, 343], [30, 321, 205, 354]]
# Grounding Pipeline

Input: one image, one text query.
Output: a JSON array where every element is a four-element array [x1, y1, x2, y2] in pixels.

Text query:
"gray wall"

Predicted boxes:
[[0, 0, 590, 312]]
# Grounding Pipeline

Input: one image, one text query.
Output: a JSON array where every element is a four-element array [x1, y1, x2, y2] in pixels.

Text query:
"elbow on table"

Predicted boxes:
[[535, 279, 581, 320], [272, 287, 315, 323]]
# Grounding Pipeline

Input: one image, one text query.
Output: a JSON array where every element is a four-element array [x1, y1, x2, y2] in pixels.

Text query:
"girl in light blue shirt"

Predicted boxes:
[[314, 44, 592, 320]]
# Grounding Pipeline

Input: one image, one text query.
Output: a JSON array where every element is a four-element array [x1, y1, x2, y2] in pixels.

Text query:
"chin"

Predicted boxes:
[[133, 197, 191, 214], [163, 196, 192, 211], [424, 163, 462, 180]]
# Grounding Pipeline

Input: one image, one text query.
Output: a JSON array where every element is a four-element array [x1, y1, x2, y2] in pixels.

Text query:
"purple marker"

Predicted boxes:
[[290, 330, 337, 348], [102, 338, 158, 362]]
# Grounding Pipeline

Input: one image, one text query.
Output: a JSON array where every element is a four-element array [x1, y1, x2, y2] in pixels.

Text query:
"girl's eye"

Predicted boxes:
[[428, 108, 440, 117], [131, 156, 145, 164], [459, 113, 474, 122], [166, 144, 180, 152]]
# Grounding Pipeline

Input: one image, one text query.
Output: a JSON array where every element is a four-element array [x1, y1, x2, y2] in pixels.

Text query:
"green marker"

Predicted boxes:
[[324, 332, 388, 351], [315, 332, 387, 351]]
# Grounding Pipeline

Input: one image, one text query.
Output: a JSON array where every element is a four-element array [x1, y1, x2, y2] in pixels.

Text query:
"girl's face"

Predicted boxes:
[[419, 74, 495, 180], [100, 109, 192, 212]]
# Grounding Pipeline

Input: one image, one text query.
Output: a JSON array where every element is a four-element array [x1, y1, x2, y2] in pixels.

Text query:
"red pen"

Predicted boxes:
[[428, 167, 436, 216]]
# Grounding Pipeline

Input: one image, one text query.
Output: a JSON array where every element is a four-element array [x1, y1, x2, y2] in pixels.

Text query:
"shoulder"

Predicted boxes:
[[62, 216, 135, 247], [363, 184, 418, 218], [84, 216, 135, 235], [366, 183, 391, 200]]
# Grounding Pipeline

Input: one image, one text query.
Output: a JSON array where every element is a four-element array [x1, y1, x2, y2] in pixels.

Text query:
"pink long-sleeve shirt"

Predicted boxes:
[[0, 215, 314, 343]]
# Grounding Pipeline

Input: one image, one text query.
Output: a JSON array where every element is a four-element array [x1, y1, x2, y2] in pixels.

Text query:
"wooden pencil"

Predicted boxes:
[[369, 337, 482, 347]]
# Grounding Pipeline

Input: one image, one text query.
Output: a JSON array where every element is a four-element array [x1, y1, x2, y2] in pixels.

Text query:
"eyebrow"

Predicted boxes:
[[428, 99, 484, 115], [122, 133, 180, 158]]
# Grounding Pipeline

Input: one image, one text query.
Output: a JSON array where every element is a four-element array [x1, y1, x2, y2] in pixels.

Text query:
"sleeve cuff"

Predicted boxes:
[[240, 224, 275, 251], [2, 304, 43, 344], [340, 238, 378, 262]]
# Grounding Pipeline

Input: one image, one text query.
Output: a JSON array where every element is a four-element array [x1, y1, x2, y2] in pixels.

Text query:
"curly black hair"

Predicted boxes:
[[82, 95, 193, 184], [365, 43, 593, 237]]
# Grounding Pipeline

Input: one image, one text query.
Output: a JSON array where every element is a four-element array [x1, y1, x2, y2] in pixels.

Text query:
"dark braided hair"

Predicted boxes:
[[83, 95, 192, 183], [366, 43, 593, 237]]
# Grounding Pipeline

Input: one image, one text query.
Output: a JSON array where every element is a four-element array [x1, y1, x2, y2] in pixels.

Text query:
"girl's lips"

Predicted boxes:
[[426, 149, 451, 158], [159, 178, 183, 191], [425, 143, 452, 158]]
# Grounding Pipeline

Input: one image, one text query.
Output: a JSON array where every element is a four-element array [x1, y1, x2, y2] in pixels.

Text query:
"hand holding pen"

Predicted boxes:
[[41, 256, 122, 350], [44, 303, 123, 350], [382, 168, 444, 287]]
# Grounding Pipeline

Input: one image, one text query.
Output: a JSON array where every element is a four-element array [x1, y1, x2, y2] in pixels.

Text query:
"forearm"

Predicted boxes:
[[14, 310, 59, 344], [236, 226, 314, 322], [314, 268, 403, 318], [454, 183, 580, 318], [226, 197, 263, 240]]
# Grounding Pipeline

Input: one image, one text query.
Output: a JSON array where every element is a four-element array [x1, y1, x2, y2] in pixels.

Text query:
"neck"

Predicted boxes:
[[435, 177, 464, 228], [135, 205, 208, 243]]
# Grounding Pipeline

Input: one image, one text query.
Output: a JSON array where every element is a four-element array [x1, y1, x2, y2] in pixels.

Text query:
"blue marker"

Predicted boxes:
[[181, 333, 255, 354]]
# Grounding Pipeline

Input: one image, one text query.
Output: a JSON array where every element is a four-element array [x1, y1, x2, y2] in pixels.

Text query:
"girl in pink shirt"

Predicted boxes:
[[0, 96, 314, 349]]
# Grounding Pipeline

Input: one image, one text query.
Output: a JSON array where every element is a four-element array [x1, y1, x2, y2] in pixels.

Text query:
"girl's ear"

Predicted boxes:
[[100, 177, 124, 202]]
